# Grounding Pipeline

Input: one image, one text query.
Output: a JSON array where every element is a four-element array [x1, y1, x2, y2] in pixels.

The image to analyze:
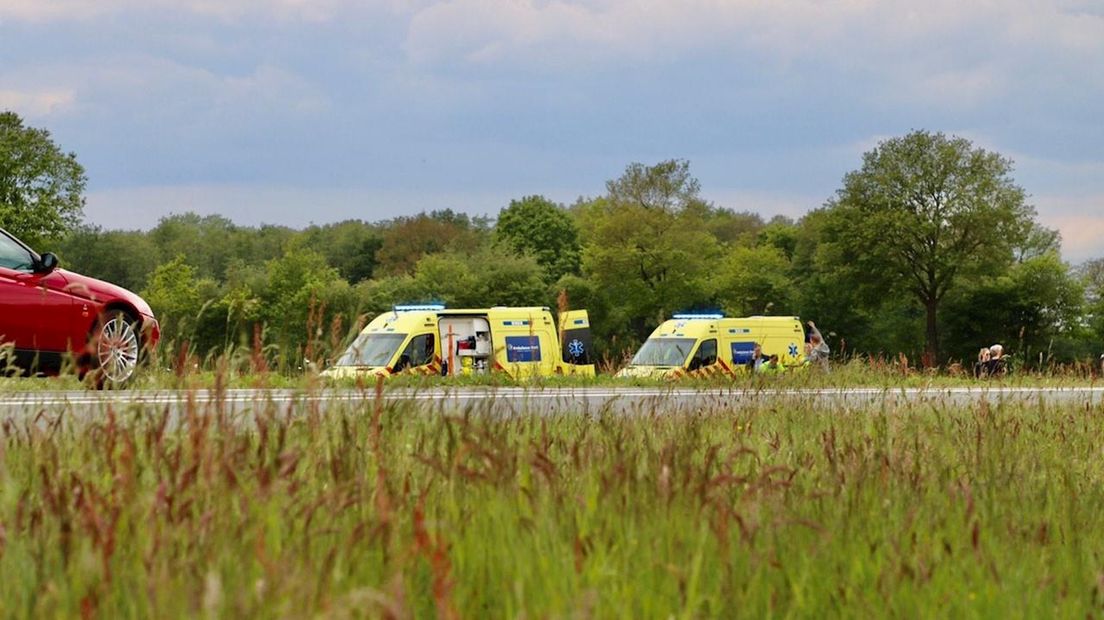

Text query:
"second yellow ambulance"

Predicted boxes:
[[616, 314, 807, 379]]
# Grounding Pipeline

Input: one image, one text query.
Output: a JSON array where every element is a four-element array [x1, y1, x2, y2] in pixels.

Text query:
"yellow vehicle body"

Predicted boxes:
[[616, 314, 807, 379], [323, 305, 596, 380]]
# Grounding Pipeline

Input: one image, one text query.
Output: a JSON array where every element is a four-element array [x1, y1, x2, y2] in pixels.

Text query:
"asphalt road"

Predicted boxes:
[[2, 385, 1104, 420]]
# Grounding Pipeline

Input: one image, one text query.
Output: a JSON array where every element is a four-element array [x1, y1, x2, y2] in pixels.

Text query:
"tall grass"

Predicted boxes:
[[7, 354, 1096, 393], [2, 387, 1104, 617]]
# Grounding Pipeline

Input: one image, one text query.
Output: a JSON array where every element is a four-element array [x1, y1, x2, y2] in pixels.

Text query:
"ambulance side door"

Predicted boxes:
[[392, 332, 436, 373], [686, 338, 718, 371]]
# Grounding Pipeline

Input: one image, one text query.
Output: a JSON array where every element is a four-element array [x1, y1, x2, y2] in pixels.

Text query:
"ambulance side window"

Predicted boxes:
[[689, 339, 718, 370]]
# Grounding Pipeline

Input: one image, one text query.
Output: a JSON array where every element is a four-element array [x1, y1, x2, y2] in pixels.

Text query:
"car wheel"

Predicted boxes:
[[87, 310, 141, 389]]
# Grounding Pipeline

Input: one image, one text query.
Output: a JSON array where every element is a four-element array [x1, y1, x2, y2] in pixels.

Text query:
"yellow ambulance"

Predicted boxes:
[[615, 314, 807, 379], [323, 304, 596, 380]]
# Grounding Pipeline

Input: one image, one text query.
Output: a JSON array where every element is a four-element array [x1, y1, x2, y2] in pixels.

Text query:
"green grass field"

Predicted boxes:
[[2, 384, 1104, 617]]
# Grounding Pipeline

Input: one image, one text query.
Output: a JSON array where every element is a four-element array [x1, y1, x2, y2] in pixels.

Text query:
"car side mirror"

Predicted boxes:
[[35, 252, 59, 274]]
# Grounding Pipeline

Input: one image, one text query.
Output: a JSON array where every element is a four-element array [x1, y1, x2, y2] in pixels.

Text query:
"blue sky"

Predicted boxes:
[[2, 0, 1102, 261]]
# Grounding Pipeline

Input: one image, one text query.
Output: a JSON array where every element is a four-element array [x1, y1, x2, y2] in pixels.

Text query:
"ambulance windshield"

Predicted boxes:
[[630, 337, 697, 367], [336, 333, 407, 367]]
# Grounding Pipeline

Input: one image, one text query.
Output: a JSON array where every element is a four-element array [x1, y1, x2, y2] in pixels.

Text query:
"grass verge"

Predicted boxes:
[[1, 388, 1103, 616]]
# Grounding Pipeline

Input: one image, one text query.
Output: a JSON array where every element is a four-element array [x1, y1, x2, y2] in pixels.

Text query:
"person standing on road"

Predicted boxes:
[[806, 321, 830, 371]]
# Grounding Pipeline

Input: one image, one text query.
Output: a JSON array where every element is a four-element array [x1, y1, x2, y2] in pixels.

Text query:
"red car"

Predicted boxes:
[[0, 227, 159, 386]]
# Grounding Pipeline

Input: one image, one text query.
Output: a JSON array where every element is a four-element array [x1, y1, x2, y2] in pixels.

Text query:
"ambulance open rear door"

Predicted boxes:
[[558, 310, 596, 376]]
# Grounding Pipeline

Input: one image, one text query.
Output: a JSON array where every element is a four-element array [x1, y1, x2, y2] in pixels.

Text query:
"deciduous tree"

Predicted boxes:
[[0, 111, 86, 246], [579, 161, 720, 342], [376, 210, 488, 275], [942, 252, 1085, 365], [822, 131, 1035, 362], [714, 245, 797, 316], [494, 195, 581, 283]]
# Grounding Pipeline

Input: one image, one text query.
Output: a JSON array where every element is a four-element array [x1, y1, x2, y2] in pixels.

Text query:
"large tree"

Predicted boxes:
[[494, 195, 581, 284], [1077, 257, 1104, 349], [300, 220, 383, 283], [823, 131, 1036, 362], [942, 252, 1085, 365], [376, 210, 488, 275], [0, 111, 87, 246], [578, 160, 720, 342], [714, 245, 797, 316]]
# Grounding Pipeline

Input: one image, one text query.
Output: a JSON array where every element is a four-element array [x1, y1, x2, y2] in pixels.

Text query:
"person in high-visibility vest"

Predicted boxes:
[[758, 354, 784, 374]]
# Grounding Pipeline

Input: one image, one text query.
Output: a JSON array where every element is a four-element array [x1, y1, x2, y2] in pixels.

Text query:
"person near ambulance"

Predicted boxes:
[[747, 343, 766, 372], [805, 320, 830, 371], [758, 354, 784, 374]]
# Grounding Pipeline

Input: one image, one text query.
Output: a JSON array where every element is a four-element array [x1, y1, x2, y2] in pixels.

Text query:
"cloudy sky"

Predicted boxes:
[[2, 0, 1102, 260]]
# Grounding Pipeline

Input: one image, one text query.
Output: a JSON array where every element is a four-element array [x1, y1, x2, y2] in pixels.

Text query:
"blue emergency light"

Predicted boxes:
[[393, 303, 446, 312], [671, 313, 724, 320]]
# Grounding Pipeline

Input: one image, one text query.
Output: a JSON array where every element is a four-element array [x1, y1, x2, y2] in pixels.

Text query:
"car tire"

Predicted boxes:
[[85, 309, 142, 390]]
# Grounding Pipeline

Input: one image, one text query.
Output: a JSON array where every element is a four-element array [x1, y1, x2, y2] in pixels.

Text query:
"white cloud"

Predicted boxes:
[[0, 56, 330, 123], [404, 0, 617, 66], [1036, 203, 1104, 263], [216, 65, 331, 114], [399, 0, 1095, 61], [6, 0, 1102, 106], [1014, 155, 1104, 187], [703, 188, 820, 219], [0, 89, 75, 118], [0, 0, 374, 23], [399, 0, 1104, 108], [895, 68, 1008, 109], [6, 0, 1101, 67]]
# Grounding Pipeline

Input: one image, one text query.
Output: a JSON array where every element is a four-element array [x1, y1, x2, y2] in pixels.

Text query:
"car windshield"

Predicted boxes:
[[335, 333, 407, 367], [630, 337, 697, 367]]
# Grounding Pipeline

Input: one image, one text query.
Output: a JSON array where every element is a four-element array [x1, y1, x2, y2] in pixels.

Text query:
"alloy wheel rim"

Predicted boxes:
[[97, 317, 139, 383]]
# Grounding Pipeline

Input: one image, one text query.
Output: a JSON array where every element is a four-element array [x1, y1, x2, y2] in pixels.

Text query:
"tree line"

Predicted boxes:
[[3, 111, 1100, 371]]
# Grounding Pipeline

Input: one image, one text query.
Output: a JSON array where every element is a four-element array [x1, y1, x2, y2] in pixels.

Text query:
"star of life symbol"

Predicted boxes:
[[789, 343, 799, 357], [568, 339, 585, 357]]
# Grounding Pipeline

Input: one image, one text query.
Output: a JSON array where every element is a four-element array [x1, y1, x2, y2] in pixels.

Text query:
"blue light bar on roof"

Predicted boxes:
[[672, 313, 724, 320], [393, 304, 446, 312]]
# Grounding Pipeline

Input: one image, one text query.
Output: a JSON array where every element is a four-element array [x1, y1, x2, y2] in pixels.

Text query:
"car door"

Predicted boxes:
[[0, 231, 74, 353], [24, 269, 76, 353], [0, 233, 44, 351]]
